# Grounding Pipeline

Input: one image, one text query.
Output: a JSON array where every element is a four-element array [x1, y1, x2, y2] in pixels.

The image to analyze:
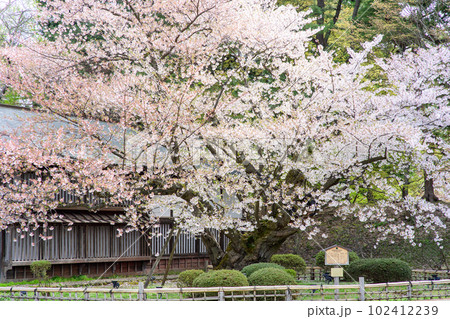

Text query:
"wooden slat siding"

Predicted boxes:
[[5, 222, 214, 267], [4, 229, 11, 264], [105, 226, 110, 257], [53, 226, 59, 260], [86, 226, 91, 258], [110, 225, 114, 259], [151, 223, 171, 256], [175, 231, 196, 255], [61, 226, 66, 259], [112, 228, 119, 257]]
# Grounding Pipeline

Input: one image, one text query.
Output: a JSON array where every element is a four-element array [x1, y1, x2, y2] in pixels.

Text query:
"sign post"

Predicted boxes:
[[324, 245, 350, 300]]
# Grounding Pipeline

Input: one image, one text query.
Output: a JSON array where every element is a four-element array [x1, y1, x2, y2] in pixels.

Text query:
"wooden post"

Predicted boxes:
[[218, 290, 225, 301], [138, 282, 144, 301], [407, 282, 412, 300], [285, 287, 292, 301], [334, 275, 339, 301], [359, 277, 365, 301]]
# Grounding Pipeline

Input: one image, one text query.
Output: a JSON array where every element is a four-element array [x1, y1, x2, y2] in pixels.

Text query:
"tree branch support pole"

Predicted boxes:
[[162, 228, 182, 286], [144, 226, 175, 288]]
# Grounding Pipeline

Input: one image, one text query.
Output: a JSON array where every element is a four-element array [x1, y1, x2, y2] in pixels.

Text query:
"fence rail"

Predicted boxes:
[[1, 279, 449, 301], [299, 268, 450, 282]]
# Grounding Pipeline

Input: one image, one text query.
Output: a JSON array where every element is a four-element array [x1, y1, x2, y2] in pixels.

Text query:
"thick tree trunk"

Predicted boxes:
[[204, 225, 298, 270], [423, 171, 439, 203]]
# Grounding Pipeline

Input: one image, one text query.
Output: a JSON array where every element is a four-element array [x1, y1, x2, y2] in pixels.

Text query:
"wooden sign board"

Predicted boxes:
[[331, 268, 344, 278], [324, 245, 349, 266]]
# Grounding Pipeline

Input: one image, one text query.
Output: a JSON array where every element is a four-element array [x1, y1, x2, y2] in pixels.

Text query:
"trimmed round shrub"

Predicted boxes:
[[270, 254, 307, 274], [193, 270, 249, 288], [283, 268, 297, 279], [241, 263, 285, 277], [177, 269, 205, 288], [248, 268, 298, 301], [248, 267, 297, 286], [346, 258, 412, 283]]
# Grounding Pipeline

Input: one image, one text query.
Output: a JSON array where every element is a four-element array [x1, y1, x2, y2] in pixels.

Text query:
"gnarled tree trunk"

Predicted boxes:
[[201, 204, 299, 270]]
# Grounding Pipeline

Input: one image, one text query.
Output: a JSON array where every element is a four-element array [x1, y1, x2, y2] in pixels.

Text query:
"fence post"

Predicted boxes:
[[138, 282, 144, 301], [285, 287, 292, 301], [407, 282, 412, 300], [334, 276, 339, 301], [359, 277, 365, 301], [218, 290, 225, 301]]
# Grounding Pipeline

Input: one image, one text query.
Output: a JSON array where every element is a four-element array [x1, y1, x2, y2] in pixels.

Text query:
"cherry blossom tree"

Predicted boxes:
[[0, 0, 448, 269]]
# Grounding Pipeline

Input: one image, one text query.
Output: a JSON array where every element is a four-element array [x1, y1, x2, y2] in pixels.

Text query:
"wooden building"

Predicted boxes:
[[0, 104, 228, 282], [0, 207, 226, 282]]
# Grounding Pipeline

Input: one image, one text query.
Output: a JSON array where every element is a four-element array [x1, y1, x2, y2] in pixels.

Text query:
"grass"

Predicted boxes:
[[0, 275, 97, 287], [1, 275, 448, 301]]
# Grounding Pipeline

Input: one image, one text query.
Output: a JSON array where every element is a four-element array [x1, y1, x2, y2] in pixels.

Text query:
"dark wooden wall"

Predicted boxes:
[[0, 221, 228, 282]]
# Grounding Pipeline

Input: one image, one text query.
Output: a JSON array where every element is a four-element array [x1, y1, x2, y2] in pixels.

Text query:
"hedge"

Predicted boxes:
[[241, 263, 285, 277], [177, 269, 205, 288], [248, 267, 297, 286], [270, 254, 307, 274], [346, 258, 412, 283], [248, 267, 297, 300], [193, 270, 249, 288], [284, 268, 297, 279]]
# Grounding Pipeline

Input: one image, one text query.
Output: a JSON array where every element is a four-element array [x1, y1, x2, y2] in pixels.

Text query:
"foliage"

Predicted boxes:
[[346, 258, 412, 283], [177, 269, 205, 288], [241, 263, 285, 277], [270, 254, 306, 274], [192, 270, 249, 288], [284, 268, 297, 279], [248, 267, 297, 286], [30, 260, 51, 281], [247, 267, 297, 300]]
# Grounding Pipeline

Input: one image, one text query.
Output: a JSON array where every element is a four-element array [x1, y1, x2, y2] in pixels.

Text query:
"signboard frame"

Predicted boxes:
[[324, 245, 350, 266]]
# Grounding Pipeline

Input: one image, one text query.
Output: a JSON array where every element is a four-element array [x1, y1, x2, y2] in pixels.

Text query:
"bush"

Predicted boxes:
[[30, 261, 51, 281], [177, 269, 205, 288], [346, 258, 412, 283], [270, 254, 306, 274], [248, 267, 297, 300], [284, 268, 297, 279], [241, 263, 285, 277], [193, 270, 249, 288], [249, 268, 297, 286]]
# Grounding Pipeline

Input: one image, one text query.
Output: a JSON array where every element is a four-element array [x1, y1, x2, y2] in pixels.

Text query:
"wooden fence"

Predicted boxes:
[[1, 279, 448, 301], [300, 267, 450, 282], [412, 269, 450, 281]]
